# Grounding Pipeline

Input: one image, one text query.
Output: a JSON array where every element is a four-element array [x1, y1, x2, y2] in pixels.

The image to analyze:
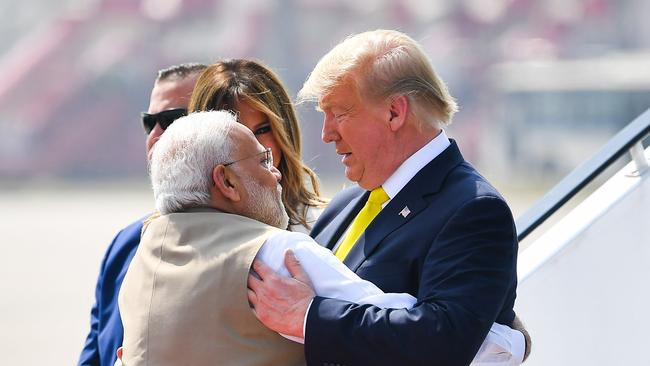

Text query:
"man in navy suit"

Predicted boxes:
[[248, 30, 528, 365], [77, 63, 206, 366]]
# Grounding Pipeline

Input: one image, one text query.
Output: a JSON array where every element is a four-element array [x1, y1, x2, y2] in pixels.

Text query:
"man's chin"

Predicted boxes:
[[276, 216, 290, 230], [270, 206, 290, 230], [344, 169, 362, 184], [260, 214, 288, 230]]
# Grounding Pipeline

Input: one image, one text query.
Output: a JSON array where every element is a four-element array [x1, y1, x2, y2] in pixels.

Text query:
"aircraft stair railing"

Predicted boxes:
[[514, 107, 650, 365]]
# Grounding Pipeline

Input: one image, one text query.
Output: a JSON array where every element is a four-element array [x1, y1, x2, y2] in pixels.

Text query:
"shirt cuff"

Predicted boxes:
[[303, 297, 314, 341]]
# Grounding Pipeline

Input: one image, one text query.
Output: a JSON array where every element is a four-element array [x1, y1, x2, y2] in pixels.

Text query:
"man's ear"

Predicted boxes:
[[388, 95, 408, 132], [212, 165, 241, 202]]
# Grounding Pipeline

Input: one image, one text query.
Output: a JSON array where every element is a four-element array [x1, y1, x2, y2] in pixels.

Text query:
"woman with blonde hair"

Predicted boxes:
[[188, 59, 326, 232]]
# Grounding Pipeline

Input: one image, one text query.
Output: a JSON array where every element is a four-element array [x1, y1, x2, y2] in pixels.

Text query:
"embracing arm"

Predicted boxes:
[[254, 231, 416, 308], [248, 231, 416, 341]]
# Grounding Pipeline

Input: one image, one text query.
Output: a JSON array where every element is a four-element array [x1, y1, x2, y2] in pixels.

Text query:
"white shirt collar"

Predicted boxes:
[[382, 129, 450, 201]]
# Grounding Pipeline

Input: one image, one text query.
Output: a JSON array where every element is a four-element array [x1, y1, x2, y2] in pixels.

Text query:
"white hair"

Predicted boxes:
[[149, 110, 236, 214]]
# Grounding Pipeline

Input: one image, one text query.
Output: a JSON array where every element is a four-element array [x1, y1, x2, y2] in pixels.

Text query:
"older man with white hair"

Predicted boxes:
[[118, 110, 524, 366]]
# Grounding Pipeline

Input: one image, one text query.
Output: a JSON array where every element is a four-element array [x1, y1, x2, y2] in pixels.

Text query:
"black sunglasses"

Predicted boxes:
[[141, 108, 187, 135]]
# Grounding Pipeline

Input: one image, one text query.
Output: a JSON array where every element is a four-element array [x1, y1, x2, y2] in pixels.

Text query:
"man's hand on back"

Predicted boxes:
[[247, 250, 315, 338]]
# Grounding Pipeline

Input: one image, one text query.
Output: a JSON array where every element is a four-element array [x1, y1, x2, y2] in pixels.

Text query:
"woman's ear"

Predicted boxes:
[[388, 95, 408, 132], [212, 165, 241, 202]]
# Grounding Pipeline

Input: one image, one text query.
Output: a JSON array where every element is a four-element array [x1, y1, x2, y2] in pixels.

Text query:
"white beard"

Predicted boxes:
[[242, 178, 289, 230]]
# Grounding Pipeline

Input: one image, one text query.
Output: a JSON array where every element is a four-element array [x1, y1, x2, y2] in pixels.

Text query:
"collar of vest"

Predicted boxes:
[[179, 206, 225, 214]]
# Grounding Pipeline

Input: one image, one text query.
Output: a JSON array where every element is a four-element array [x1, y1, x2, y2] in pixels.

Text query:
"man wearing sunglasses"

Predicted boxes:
[[77, 63, 207, 366]]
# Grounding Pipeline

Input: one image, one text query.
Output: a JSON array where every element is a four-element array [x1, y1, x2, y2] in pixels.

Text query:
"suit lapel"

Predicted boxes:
[[314, 190, 369, 250], [343, 194, 428, 271], [343, 140, 466, 271]]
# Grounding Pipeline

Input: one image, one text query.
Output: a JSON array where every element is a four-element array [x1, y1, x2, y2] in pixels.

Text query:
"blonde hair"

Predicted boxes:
[[188, 59, 327, 229], [299, 29, 458, 128]]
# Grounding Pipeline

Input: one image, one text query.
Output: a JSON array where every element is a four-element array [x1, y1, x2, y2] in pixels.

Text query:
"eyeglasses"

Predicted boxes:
[[141, 108, 187, 134], [223, 148, 273, 170]]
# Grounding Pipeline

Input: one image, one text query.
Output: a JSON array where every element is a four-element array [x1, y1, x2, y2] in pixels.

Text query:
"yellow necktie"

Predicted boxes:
[[335, 187, 389, 261]]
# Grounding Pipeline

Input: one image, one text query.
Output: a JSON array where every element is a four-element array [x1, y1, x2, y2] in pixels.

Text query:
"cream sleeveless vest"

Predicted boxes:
[[119, 209, 305, 365]]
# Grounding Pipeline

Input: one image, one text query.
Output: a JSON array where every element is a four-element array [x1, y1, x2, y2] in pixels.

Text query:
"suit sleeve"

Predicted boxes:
[[77, 287, 101, 365], [304, 196, 518, 366], [77, 234, 118, 366]]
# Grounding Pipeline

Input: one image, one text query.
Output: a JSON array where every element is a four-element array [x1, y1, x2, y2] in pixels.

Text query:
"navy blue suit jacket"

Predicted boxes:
[[307, 141, 518, 366], [77, 218, 144, 366]]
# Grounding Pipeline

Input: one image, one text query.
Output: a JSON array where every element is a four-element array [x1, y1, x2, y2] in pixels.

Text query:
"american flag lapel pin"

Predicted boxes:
[[399, 206, 411, 218]]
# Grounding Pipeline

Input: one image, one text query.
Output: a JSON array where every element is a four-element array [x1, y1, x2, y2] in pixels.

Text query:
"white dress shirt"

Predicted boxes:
[[382, 129, 451, 204], [256, 229, 525, 366]]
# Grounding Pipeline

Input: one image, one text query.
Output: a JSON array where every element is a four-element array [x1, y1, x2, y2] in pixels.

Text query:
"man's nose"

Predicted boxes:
[[271, 165, 282, 182], [321, 113, 339, 143], [149, 122, 165, 140]]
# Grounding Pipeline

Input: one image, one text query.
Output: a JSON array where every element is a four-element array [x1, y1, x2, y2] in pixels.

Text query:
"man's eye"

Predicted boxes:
[[333, 111, 348, 120], [254, 125, 271, 135]]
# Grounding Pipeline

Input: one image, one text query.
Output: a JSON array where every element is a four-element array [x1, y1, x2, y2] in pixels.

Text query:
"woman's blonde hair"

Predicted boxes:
[[299, 29, 458, 128], [188, 59, 326, 229]]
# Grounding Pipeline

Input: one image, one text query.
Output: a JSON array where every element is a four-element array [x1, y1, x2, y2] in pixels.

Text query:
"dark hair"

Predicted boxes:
[[156, 63, 209, 83]]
